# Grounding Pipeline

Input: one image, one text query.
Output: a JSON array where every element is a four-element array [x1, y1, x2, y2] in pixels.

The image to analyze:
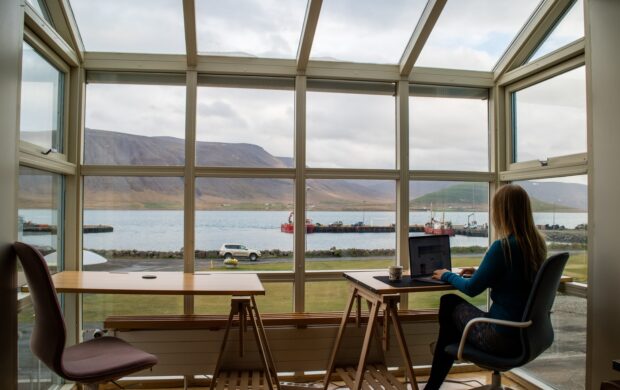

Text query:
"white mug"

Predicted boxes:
[[388, 265, 403, 281]]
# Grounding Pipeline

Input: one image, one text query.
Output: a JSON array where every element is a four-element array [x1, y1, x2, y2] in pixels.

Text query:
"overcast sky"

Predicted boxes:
[[67, 0, 586, 172]]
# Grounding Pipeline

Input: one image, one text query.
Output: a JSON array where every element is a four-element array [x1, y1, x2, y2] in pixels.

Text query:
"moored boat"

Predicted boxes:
[[281, 212, 316, 233]]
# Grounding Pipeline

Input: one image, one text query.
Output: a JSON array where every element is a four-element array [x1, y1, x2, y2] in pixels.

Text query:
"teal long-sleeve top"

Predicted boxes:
[[440, 236, 532, 333]]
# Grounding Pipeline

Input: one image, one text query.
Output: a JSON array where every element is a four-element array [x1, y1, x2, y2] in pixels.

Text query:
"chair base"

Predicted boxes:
[[468, 371, 513, 390]]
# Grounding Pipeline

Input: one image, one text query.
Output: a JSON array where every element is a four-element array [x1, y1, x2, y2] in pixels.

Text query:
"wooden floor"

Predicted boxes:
[[118, 371, 529, 390]]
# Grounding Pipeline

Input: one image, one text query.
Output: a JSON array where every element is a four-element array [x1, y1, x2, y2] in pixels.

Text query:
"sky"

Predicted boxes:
[[66, 0, 586, 172]]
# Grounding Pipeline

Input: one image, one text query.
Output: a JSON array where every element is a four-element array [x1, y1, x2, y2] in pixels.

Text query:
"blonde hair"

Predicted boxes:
[[491, 184, 547, 280]]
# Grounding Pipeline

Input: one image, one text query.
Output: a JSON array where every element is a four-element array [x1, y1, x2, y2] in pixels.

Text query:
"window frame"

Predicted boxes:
[[20, 28, 71, 164], [503, 56, 587, 177]]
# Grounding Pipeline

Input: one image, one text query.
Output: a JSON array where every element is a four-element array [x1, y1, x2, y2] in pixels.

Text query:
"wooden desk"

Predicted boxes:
[[48, 271, 265, 296], [41, 271, 277, 390], [324, 271, 453, 390]]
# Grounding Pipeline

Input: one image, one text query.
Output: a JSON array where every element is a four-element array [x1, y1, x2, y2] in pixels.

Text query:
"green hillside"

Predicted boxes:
[[411, 182, 581, 212], [411, 183, 489, 211]]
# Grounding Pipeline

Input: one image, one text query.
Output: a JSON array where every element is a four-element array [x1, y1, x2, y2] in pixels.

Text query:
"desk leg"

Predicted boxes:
[[353, 300, 380, 390], [210, 308, 236, 390], [249, 296, 278, 390], [388, 302, 418, 390], [323, 287, 358, 390]]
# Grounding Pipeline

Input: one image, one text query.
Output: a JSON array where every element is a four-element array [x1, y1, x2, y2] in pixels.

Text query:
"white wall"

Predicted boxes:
[[0, 0, 22, 388], [586, 0, 620, 388]]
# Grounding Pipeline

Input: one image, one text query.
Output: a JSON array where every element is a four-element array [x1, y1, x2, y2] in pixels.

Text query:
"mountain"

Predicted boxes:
[[18, 129, 588, 212]]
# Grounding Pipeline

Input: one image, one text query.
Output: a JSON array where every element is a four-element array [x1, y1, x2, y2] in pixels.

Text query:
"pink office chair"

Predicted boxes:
[[14, 242, 158, 390]]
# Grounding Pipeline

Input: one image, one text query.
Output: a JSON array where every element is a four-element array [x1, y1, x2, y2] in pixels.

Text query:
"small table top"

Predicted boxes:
[[343, 271, 454, 294], [43, 271, 265, 296]]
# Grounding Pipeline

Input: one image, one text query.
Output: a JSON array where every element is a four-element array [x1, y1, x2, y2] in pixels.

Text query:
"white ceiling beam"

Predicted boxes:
[[497, 38, 584, 86], [58, 0, 84, 61], [24, 4, 79, 66], [45, 0, 84, 62], [399, 0, 447, 77], [296, 0, 323, 72], [493, 0, 575, 79], [182, 0, 198, 67], [82, 52, 495, 87], [84, 52, 188, 72]]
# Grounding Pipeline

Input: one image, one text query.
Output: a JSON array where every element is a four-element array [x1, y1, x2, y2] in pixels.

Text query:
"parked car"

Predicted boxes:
[[219, 244, 261, 261]]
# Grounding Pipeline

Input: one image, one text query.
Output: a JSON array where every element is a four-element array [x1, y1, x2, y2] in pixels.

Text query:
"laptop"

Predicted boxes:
[[408, 234, 452, 285]]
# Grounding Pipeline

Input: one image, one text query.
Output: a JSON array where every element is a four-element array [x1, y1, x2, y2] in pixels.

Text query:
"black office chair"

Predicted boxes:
[[14, 242, 158, 390], [444, 252, 570, 389]]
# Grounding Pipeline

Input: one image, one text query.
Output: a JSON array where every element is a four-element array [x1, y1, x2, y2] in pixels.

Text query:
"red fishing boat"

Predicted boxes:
[[281, 212, 316, 233], [424, 206, 455, 236]]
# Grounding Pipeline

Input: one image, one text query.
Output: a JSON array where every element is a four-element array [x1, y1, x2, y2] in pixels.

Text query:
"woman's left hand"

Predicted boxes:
[[432, 268, 450, 280]]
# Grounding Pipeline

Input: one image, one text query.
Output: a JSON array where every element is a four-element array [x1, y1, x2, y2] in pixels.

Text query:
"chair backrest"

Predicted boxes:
[[519, 252, 569, 364], [14, 242, 66, 376]]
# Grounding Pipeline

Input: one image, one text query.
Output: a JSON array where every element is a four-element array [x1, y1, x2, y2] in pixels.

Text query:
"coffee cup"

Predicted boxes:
[[388, 265, 403, 281]]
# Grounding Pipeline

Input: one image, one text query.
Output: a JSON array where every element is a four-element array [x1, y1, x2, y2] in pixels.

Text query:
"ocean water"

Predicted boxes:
[[19, 209, 588, 252]]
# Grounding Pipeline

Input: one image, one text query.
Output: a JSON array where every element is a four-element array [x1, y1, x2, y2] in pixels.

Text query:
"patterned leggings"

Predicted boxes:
[[424, 294, 520, 389]]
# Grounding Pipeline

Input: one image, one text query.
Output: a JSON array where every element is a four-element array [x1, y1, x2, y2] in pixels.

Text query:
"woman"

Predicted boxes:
[[424, 184, 547, 389]]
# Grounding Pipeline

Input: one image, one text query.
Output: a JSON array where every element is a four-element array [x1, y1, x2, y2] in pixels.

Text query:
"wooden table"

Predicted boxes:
[[323, 271, 454, 390], [41, 271, 278, 390], [48, 271, 265, 296]]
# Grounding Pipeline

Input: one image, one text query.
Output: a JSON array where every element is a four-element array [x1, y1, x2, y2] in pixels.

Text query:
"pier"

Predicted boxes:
[[22, 223, 113, 235], [312, 224, 489, 237]]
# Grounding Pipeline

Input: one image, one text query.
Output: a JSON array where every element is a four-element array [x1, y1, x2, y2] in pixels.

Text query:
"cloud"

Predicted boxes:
[[85, 84, 186, 138], [416, 0, 543, 70], [195, 0, 307, 58], [69, 0, 185, 53], [196, 87, 294, 158], [306, 91, 396, 168], [310, 0, 426, 64]]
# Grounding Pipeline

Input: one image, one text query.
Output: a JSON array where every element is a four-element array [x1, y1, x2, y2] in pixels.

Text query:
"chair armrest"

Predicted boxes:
[[456, 317, 533, 360]]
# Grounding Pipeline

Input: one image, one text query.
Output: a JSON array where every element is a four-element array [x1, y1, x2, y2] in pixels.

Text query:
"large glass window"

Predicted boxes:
[[18, 167, 64, 274], [305, 179, 396, 271], [194, 178, 294, 272], [68, 0, 185, 54], [196, 283, 292, 314], [82, 176, 184, 272], [196, 0, 306, 59], [518, 293, 586, 388], [84, 83, 186, 166], [306, 84, 395, 169], [310, 0, 426, 64], [17, 166, 64, 388], [20, 42, 64, 152], [408, 181, 489, 309], [512, 66, 586, 163], [196, 83, 294, 167], [409, 86, 489, 171], [514, 175, 588, 283]]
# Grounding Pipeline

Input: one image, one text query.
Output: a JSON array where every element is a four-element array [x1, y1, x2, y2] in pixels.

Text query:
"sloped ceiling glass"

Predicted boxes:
[[196, 0, 306, 58], [416, 0, 542, 70], [26, 0, 53, 25], [69, 0, 185, 54], [310, 0, 426, 64], [528, 0, 584, 62]]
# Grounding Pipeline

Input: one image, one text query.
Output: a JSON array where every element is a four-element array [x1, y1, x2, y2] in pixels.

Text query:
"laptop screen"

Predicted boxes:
[[408, 235, 452, 277]]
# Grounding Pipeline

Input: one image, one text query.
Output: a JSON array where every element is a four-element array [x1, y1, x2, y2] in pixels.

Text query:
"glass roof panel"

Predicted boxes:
[[310, 0, 426, 64], [416, 0, 542, 70], [68, 0, 185, 54], [528, 0, 584, 62], [196, 0, 307, 58]]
